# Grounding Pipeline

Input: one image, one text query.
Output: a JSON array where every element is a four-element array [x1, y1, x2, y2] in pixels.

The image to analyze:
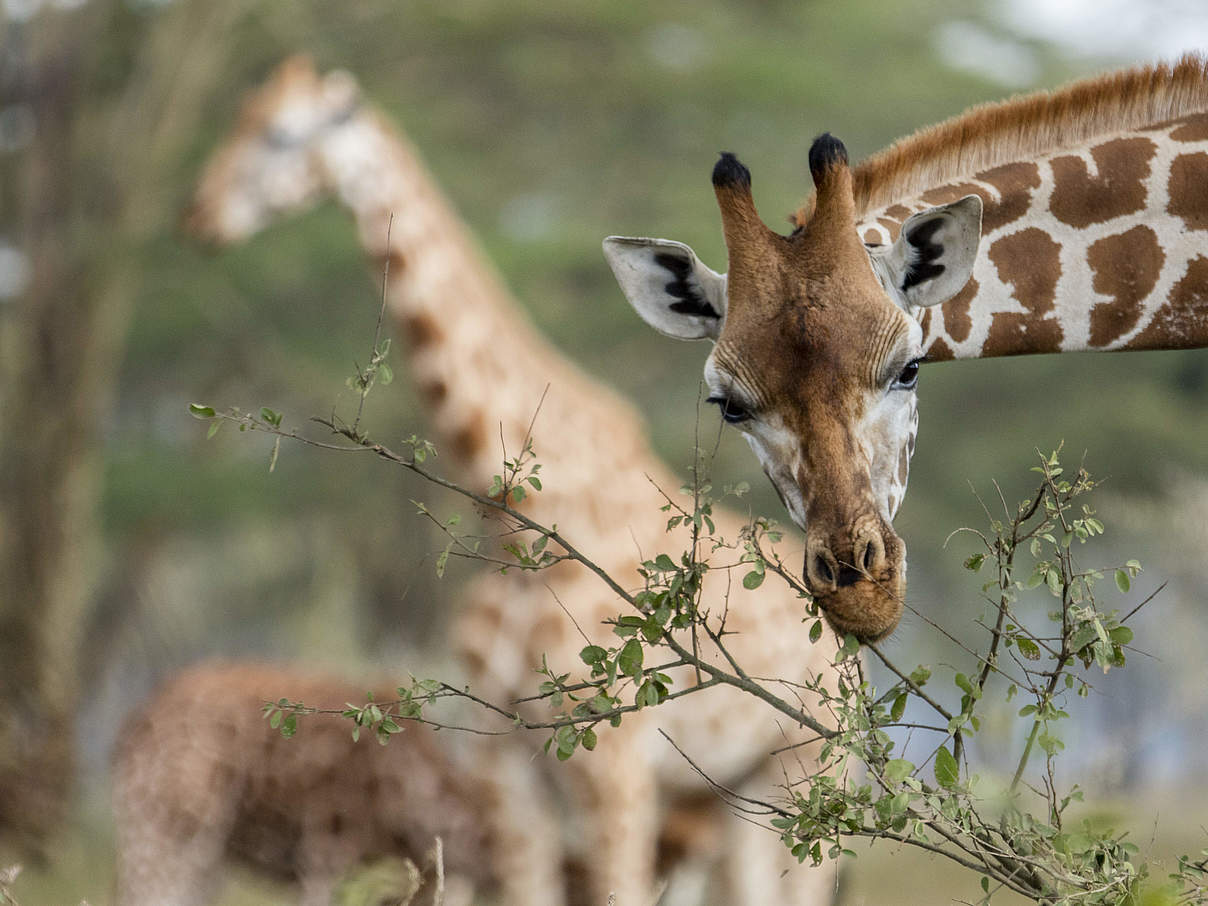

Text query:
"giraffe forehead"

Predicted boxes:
[[716, 283, 914, 396]]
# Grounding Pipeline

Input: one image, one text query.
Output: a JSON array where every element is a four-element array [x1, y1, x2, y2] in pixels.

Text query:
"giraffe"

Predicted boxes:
[[185, 57, 842, 906], [112, 661, 492, 906], [605, 54, 1208, 644]]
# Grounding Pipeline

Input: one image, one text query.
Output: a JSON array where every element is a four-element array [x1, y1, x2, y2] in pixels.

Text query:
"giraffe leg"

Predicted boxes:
[[719, 760, 838, 906], [112, 755, 236, 906], [562, 731, 661, 906], [475, 736, 567, 906]]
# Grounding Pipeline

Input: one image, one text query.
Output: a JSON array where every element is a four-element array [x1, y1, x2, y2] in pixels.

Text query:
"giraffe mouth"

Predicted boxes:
[[811, 572, 905, 644]]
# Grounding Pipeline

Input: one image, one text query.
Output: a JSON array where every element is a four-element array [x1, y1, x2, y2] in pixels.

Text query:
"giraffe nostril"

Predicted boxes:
[[813, 553, 835, 586]]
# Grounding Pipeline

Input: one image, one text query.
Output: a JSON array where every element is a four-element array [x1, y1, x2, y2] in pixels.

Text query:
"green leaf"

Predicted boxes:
[[581, 727, 597, 751], [836, 633, 860, 662], [963, 553, 985, 571], [639, 682, 661, 707], [654, 554, 676, 572], [188, 403, 216, 419], [809, 620, 823, 644], [890, 692, 908, 722], [884, 758, 914, 783], [579, 645, 607, 666], [510, 485, 526, 504], [1045, 567, 1061, 595], [742, 569, 765, 590], [934, 745, 959, 788], [1115, 568, 1131, 593], [206, 420, 222, 440], [617, 639, 644, 677], [1015, 638, 1041, 661]]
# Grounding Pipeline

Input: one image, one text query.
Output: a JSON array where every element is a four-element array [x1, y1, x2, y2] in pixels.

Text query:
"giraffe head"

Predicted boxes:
[[185, 55, 361, 243], [605, 136, 981, 641]]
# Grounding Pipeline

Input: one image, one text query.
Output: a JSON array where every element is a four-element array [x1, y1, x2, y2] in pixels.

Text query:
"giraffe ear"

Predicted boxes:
[[603, 236, 727, 340], [881, 195, 982, 310]]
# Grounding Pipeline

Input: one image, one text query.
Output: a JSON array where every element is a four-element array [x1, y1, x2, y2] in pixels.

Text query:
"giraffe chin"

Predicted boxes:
[[815, 580, 905, 644]]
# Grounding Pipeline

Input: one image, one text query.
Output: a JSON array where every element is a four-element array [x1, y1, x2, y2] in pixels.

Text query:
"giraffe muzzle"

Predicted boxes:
[[804, 522, 905, 642]]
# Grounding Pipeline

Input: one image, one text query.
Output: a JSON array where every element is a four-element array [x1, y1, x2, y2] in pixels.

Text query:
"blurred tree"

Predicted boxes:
[[0, 0, 240, 853]]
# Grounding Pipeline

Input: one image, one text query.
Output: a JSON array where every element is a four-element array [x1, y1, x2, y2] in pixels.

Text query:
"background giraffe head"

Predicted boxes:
[[605, 135, 981, 641], [185, 55, 360, 243]]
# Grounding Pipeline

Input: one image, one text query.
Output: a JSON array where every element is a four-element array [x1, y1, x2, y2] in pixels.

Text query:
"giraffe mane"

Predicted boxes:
[[795, 53, 1208, 223]]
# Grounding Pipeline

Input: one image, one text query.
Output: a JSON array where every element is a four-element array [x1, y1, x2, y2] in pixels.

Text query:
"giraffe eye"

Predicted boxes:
[[892, 358, 923, 391], [706, 396, 752, 425]]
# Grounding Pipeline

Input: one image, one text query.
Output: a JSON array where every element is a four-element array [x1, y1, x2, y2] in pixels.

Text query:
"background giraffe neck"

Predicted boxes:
[[318, 108, 652, 492], [861, 111, 1208, 362]]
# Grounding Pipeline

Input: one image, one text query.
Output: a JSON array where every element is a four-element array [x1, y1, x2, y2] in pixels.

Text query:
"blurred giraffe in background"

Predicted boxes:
[[178, 56, 841, 906], [113, 661, 729, 906], [112, 662, 491, 906]]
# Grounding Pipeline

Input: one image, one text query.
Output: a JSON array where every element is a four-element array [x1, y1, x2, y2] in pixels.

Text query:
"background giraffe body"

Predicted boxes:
[[112, 662, 491, 906], [185, 57, 840, 906]]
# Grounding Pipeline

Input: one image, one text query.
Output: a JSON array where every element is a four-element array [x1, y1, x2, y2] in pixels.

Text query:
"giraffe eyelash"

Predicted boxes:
[[891, 356, 925, 390], [706, 395, 753, 424]]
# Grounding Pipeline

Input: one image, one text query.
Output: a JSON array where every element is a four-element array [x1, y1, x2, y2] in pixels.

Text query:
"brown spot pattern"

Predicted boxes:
[[1086, 225, 1165, 347], [1049, 137, 1157, 228], [383, 248, 406, 274], [923, 334, 955, 361], [403, 311, 443, 348], [1169, 112, 1208, 142], [984, 227, 1063, 356], [896, 446, 909, 487], [419, 378, 448, 404], [942, 277, 978, 344], [920, 182, 990, 210], [1168, 152, 1208, 231], [863, 228, 881, 244], [1128, 255, 1208, 350], [450, 415, 486, 461], [975, 162, 1042, 233], [877, 218, 901, 239], [884, 204, 913, 221]]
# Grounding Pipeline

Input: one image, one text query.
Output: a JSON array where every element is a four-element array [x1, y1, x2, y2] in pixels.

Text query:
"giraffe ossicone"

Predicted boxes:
[[606, 135, 983, 642], [607, 54, 1208, 642]]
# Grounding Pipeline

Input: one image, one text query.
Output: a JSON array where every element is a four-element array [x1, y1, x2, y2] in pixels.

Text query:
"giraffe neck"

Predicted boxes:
[[860, 111, 1208, 362], [315, 108, 648, 491]]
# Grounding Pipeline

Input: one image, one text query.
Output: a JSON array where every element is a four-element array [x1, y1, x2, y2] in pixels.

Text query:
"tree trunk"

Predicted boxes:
[[0, 1, 239, 853]]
